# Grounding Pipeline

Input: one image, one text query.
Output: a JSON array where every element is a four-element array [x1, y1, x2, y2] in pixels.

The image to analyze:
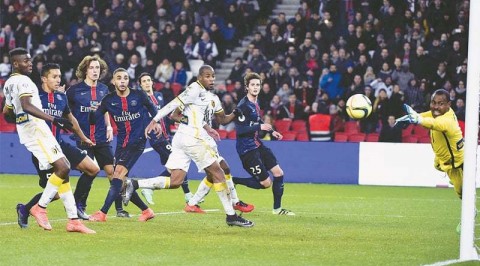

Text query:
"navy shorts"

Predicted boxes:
[[114, 139, 146, 171], [240, 145, 278, 182], [77, 141, 114, 169], [149, 137, 172, 165], [31, 140, 88, 188]]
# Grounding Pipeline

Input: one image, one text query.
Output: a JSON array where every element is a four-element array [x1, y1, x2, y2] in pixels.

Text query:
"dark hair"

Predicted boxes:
[[431, 89, 450, 102], [41, 63, 61, 77], [138, 72, 152, 83], [9, 47, 28, 57], [198, 65, 214, 76]]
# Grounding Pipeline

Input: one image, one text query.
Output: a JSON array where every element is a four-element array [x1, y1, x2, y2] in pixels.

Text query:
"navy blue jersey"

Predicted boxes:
[[66, 81, 109, 144], [98, 89, 157, 148], [234, 96, 263, 155], [144, 91, 169, 140], [38, 89, 70, 142]]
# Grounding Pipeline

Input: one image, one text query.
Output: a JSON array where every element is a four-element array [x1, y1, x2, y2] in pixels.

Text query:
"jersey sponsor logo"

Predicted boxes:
[[113, 111, 141, 122], [42, 108, 63, 117], [80, 106, 94, 112], [456, 138, 464, 150], [15, 113, 29, 124]]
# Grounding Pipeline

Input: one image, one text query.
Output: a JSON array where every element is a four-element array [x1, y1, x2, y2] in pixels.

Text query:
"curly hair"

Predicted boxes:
[[243, 72, 262, 87], [75, 55, 108, 80]]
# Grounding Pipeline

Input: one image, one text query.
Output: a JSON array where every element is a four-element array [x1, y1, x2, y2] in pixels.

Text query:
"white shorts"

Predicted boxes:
[[204, 134, 224, 164], [24, 134, 65, 170], [165, 131, 218, 173]]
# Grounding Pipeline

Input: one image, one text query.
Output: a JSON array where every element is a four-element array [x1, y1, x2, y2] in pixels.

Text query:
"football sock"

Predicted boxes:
[[100, 178, 123, 214], [232, 177, 264, 189], [38, 173, 64, 207], [225, 174, 239, 204], [25, 192, 43, 212], [129, 190, 148, 211], [188, 177, 212, 206], [272, 176, 284, 210], [213, 182, 235, 215], [58, 182, 78, 219], [181, 176, 190, 194], [137, 176, 171, 189], [108, 180, 124, 212], [73, 173, 95, 207]]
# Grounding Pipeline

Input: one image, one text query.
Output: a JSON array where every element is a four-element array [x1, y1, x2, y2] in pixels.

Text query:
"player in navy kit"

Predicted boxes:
[[137, 72, 194, 204], [16, 63, 100, 230], [234, 72, 295, 215], [66, 55, 128, 218], [89, 68, 156, 222]]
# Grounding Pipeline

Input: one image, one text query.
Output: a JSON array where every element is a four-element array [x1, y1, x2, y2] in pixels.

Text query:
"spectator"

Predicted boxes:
[[169, 61, 187, 86], [276, 82, 293, 105], [247, 47, 270, 74], [295, 80, 316, 108], [258, 82, 275, 110], [266, 94, 282, 120], [278, 93, 307, 121], [392, 62, 415, 92], [389, 85, 405, 118], [0, 54, 11, 78], [363, 66, 376, 85], [311, 90, 330, 115], [379, 115, 402, 143], [329, 103, 345, 137], [320, 64, 343, 101], [155, 58, 174, 83], [164, 38, 189, 71], [226, 57, 246, 85], [192, 31, 219, 66], [404, 78, 425, 112], [454, 98, 465, 121], [371, 77, 393, 98], [0, 24, 16, 55], [218, 93, 237, 132], [126, 54, 143, 85], [454, 80, 466, 101], [265, 23, 286, 60]]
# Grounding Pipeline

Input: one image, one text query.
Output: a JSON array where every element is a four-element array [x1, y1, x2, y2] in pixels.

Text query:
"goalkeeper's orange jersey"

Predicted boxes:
[[419, 108, 464, 171]]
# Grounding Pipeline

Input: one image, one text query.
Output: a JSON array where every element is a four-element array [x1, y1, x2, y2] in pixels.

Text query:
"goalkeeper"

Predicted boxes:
[[397, 89, 464, 198]]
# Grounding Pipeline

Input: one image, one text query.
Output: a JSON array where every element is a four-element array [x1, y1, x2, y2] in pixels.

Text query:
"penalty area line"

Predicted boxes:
[[0, 209, 220, 227]]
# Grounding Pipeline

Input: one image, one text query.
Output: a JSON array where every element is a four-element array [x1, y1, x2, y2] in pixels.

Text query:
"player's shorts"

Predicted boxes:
[[196, 134, 224, 174], [149, 137, 172, 165], [240, 145, 278, 181], [31, 155, 53, 188], [59, 140, 88, 169], [24, 134, 65, 171], [114, 139, 146, 171], [165, 131, 218, 173], [78, 141, 114, 169], [447, 165, 463, 198]]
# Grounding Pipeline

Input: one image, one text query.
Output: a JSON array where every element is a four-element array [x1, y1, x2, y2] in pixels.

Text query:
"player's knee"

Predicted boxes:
[[169, 173, 185, 188], [271, 168, 284, 177], [260, 178, 272, 188], [56, 164, 70, 179], [85, 164, 100, 177]]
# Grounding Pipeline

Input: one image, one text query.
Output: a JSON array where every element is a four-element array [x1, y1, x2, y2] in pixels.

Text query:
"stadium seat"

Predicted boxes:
[[458, 120, 465, 137], [412, 124, 429, 137], [402, 124, 414, 137], [171, 83, 183, 96], [226, 84, 235, 92], [344, 121, 360, 134], [403, 136, 418, 143], [291, 120, 307, 133], [217, 129, 228, 139], [0, 115, 16, 132], [333, 132, 348, 142], [308, 114, 331, 141], [188, 59, 204, 76], [281, 131, 297, 141], [365, 133, 379, 142], [418, 136, 431, 143], [348, 133, 366, 143], [296, 132, 309, 141], [227, 130, 236, 139], [154, 82, 164, 91], [274, 119, 292, 133]]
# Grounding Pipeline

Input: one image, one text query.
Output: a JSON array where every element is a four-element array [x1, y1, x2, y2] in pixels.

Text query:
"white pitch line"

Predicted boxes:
[[0, 209, 220, 227], [423, 259, 464, 266]]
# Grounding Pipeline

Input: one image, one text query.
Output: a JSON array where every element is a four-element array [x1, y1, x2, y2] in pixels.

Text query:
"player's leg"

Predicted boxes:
[[263, 146, 294, 216], [73, 146, 97, 215], [219, 159, 254, 213], [447, 167, 464, 233], [233, 149, 271, 189], [185, 175, 212, 213]]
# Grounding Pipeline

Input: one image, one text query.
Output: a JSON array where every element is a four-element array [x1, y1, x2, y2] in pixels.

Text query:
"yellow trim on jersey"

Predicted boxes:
[[19, 93, 32, 98], [37, 139, 53, 163], [196, 81, 206, 90], [174, 96, 185, 106], [214, 109, 224, 114], [6, 104, 13, 109]]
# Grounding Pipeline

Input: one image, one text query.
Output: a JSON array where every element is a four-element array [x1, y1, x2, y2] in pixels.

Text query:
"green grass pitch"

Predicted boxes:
[[0, 174, 477, 265]]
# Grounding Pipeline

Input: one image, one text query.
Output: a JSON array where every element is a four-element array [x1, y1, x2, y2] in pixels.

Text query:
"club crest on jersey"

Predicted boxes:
[[211, 100, 215, 107], [56, 94, 63, 101], [131, 100, 137, 106]]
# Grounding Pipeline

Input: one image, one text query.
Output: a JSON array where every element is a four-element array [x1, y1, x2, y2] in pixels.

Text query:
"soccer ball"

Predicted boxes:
[[346, 94, 372, 120]]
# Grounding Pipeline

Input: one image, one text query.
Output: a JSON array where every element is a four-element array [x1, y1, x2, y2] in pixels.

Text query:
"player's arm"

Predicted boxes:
[[152, 86, 197, 122], [169, 107, 186, 123], [203, 122, 221, 141], [20, 95, 73, 131], [418, 112, 449, 132], [2, 103, 15, 123], [66, 113, 95, 146]]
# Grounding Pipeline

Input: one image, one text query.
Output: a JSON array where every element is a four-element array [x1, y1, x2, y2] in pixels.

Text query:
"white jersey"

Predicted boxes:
[[3, 74, 52, 144], [204, 91, 223, 127], [175, 81, 213, 139]]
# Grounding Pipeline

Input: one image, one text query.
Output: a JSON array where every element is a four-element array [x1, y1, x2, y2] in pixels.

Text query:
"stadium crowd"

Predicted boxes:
[[0, 0, 474, 143]]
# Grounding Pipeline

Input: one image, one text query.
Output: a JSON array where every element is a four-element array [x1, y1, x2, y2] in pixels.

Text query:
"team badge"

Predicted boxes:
[[56, 94, 63, 101], [211, 100, 215, 108], [131, 100, 137, 106]]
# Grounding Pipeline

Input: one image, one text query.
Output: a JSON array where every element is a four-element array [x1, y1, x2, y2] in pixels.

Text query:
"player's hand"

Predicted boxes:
[[403, 104, 422, 124], [272, 131, 283, 140], [106, 126, 113, 142], [81, 137, 96, 147], [232, 108, 243, 117], [53, 117, 73, 131], [145, 120, 162, 139], [55, 84, 66, 93], [394, 115, 411, 128], [260, 123, 273, 131], [206, 128, 221, 141]]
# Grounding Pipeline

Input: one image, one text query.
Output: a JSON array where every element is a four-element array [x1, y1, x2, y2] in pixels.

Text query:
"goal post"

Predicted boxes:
[[459, 0, 480, 260]]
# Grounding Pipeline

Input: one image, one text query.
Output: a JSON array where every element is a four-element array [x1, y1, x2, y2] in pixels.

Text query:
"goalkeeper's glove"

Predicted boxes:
[[403, 104, 422, 124], [53, 117, 74, 131], [394, 115, 411, 128]]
